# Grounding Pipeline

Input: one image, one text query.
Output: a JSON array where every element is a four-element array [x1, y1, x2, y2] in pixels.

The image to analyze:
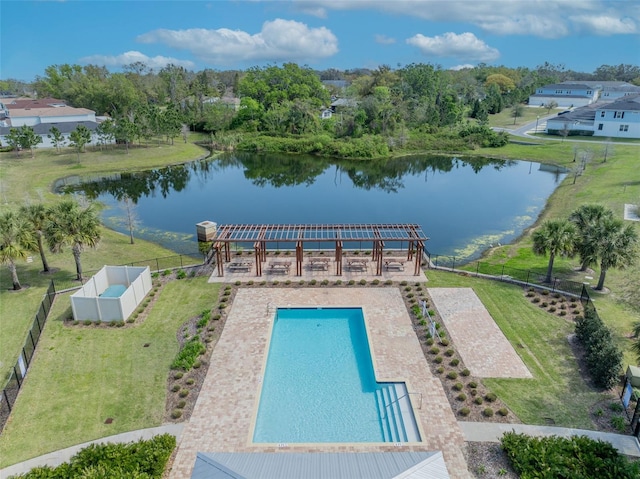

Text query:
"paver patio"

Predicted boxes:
[[169, 288, 471, 479], [428, 287, 532, 378]]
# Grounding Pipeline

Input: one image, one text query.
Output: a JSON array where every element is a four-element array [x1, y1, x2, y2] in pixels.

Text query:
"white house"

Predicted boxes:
[[593, 94, 640, 138], [545, 94, 640, 139], [528, 83, 599, 108]]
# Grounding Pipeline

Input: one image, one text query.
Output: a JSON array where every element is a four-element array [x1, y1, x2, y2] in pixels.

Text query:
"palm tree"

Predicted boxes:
[[20, 203, 53, 273], [593, 218, 638, 291], [45, 199, 102, 282], [0, 210, 37, 290], [532, 219, 577, 283], [569, 204, 614, 271]]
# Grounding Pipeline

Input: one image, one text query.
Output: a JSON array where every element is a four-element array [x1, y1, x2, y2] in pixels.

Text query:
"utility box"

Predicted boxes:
[[626, 365, 640, 388], [196, 221, 217, 242]]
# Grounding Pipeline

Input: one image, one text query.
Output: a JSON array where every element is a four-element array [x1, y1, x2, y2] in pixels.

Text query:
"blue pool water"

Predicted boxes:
[[100, 284, 127, 298], [253, 308, 396, 443]]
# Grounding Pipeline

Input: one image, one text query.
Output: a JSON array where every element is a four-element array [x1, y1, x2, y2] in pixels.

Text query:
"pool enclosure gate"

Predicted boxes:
[[70, 265, 152, 322], [206, 223, 429, 277]]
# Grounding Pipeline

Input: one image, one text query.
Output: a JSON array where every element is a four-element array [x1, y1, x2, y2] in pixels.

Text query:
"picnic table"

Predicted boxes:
[[346, 259, 368, 271], [228, 261, 252, 272], [268, 261, 291, 274], [308, 258, 330, 271], [384, 260, 405, 271]]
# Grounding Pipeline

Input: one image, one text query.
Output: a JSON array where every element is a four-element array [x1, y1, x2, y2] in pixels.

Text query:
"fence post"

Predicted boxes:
[[3, 389, 11, 412], [476, 262, 480, 276], [29, 330, 36, 349], [13, 367, 22, 387]]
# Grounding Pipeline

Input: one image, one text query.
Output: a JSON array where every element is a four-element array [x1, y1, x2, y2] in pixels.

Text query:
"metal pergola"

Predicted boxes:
[[210, 223, 429, 277]]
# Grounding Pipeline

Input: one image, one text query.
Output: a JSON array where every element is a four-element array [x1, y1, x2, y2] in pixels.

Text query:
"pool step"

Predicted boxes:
[[375, 383, 422, 443]]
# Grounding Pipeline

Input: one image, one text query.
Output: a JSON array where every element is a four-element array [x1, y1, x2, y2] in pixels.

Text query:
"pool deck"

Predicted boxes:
[[169, 288, 471, 479]]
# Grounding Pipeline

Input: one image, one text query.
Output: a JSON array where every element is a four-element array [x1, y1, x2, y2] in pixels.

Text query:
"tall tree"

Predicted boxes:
[[532, 219, 577, 283], [593, 218, 638, 291], [69, 124, 92, 162], [19, 203, 54, 273], [5, 128, 21, 156], [511, 104, 524, 125], [45, 199, 101, 281], [47, 126, 66, 153], [0, 210, 37, 290], [569, 204, 614, 271], [17, 126, 42, 158], [121, 195, 139, 244]]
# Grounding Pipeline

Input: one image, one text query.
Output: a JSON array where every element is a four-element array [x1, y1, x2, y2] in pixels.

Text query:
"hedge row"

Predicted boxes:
[[14, 434, 176, 478], [575, 304, 623, 389], [501, 432, 639, 479]]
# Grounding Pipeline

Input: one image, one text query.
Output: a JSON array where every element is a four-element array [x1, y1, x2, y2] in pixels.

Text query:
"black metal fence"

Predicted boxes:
[[426, 252, 591, 299], [0, 253, 206, 434], [0, 280, 56, 433]]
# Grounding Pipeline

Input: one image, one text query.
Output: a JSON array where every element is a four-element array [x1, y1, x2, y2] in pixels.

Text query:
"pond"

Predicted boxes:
[[63, 152, 566, 262]]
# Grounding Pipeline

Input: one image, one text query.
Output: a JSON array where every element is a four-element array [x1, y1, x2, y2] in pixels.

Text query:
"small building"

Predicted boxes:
[[593, 94, 640, 138], [70, 266, 152, 322], [529, 83, 599, 108]]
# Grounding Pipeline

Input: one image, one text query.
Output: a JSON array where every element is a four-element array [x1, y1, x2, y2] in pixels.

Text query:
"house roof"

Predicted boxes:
[[541, 83, 593, 90], [547, 106, 596, 124], [191, 452, 449, 479], [9, 106, 95, 118], [596, 94, 640, 111], [3, 97, 67, 109], [0, 121, 99, 136], [331, 98, 358, 108], [529, 93, 593, 99]]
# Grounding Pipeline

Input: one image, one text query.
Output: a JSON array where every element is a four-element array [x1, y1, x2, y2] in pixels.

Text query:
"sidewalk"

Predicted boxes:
[[459, 421, 640, 457], [0, 423, 184, 479]]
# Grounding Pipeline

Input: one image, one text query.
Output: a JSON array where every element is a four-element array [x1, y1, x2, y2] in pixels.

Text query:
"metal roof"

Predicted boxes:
[[215, 224, 429, 244], [192, 452, 450, 479]]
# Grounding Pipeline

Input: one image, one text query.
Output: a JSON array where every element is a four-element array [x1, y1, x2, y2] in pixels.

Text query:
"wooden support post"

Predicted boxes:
[[336, 241, 342, 276], [216, 244, 224, 277]]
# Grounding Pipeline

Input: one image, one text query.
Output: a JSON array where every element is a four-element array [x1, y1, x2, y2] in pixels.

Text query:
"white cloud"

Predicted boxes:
[[374, 34, 396, 45], [450, 64, 475, 71], [296, 1, 638, 38], [570, 14, 637, 35], [137, 19, 338, 65], [79, 51, 194, 70], [406, 32, 500, 62]]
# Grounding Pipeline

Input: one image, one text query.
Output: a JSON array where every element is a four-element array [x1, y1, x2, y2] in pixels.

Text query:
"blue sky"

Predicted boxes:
[[1, 0, 639, 81]]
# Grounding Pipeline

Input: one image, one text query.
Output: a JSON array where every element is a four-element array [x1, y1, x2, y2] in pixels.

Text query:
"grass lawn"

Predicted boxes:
[[426, 270, 606, 428], [0, 141, 208, 205], [0, 275, 219, 468], [0, 228, 199, 384], [487, 106, 555, 129], [470, 140, 640, 363]]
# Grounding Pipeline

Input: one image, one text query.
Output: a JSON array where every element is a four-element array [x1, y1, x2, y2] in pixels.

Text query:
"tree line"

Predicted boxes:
[[3, 61, 638, 158]]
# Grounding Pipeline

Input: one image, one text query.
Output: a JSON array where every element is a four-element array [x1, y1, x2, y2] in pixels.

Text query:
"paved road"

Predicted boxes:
[[2, 420, 639, 477]]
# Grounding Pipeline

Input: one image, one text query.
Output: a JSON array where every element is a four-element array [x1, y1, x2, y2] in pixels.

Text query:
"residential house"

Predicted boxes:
[[528, 83, 599, 108], [0, 99, 107, 148], [546, 94, 640, 139]]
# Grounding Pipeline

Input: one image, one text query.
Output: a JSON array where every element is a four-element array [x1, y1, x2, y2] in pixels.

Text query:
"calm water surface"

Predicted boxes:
[[72, 153, 565, 261]]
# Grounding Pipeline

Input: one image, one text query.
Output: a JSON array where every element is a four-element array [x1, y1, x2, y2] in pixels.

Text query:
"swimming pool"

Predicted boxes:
[[253, 307, 420, 443], [100, 284, 127, 298]]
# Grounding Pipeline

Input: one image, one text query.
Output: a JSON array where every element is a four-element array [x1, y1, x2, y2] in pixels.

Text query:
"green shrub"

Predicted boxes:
[[450, 358, 460, 367], [474, 397, 484, 405], [610, 402, 624, 412], [162, 269, 171, 276], [384, 280, 393, 285], [186, 378, 195, 386], [171, 409, 182, 419], [309, 279, 316, 285], [425, 338, 434, 346], [483, 408, 494, 417], [447, 371, 458, 380], [501, 432, 640, 478], [453, 382, 463, 391], [171, 384, 180, 393], [440, 338, 450, 346], [83, 319, 92, 326], [179, 389, 189, 398], [321, 279, 329, 286], [429, 346, 440, 354], [177, 400, 187, 409], [611, 416, 627, 432], [456, 393, 467, 401], [171, 337, 206, 371], [436, 366, 445, 374], [461, 368, 470, 377], [213, 314, 221, 320], [498, 408, 509, 416], [26, 434, 177, 478], [359, 279, 367, 285], [372, 279, 380, 285], [459, 407, 471, 417], [348, 280, 355, 285], [485, 392, 497, 402], [468, 381, 478, 389], [444, 349, 454, 357], [532, 297, 540, 303], [434, 356, 443, 364], [193, 360, 201, 369]]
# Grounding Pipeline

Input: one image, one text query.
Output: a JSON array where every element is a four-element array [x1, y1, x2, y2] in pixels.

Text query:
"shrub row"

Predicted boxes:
[[575, 304, 623, 389], [171, 336, 205, 371], [18, 434, 176, 478], [501, 432, 639, 479]]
